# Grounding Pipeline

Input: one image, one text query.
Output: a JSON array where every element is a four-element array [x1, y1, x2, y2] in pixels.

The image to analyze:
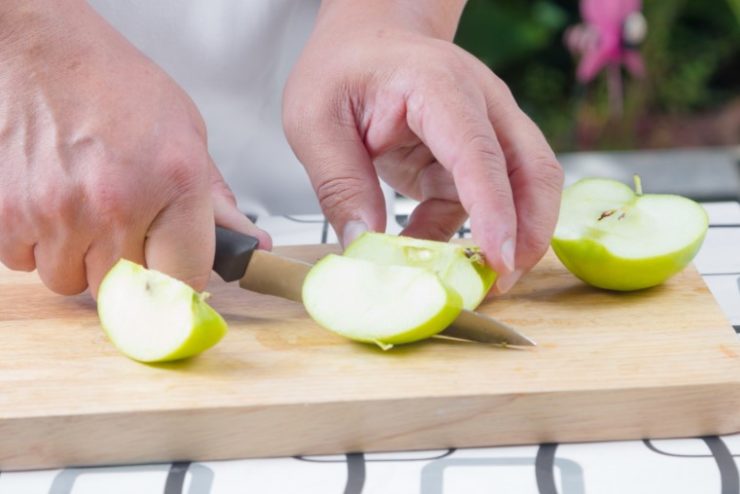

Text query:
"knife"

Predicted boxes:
[[212, 227, 536, 347]]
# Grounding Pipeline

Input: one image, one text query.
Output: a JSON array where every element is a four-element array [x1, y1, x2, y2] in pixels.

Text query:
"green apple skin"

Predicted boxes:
[[552, 178, 708, 291], [343, 232, 496, 310], [302, 254, 463, 349], [97, 259, 228, 363], [552, 237, 706, 291]]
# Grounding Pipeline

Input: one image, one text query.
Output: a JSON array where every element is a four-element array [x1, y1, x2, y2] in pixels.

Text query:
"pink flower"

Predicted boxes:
[[565, 0, 646, 83]]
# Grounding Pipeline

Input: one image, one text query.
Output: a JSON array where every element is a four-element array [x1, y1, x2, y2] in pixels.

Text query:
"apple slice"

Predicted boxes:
[[302, 254, 463, 348], [552, 177, 708, 291], [343, 232, 496, 310], [97, 259, 227, 362]]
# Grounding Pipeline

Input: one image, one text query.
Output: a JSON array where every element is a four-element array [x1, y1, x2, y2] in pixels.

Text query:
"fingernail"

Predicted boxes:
[[501, 238, 516, 273], [342, 220, 368, 247], [495, 269, 522, 295]]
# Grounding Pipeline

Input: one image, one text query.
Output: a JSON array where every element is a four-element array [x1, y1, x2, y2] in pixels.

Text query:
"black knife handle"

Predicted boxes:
[[213, 226, 260, 282]]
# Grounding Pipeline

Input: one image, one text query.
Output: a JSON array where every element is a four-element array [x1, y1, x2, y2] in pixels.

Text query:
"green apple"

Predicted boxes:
[[302, 254, 463, 349], [552, 176, 708, 291], [343, 232, 496, 310], [97, 259, 228, 362]]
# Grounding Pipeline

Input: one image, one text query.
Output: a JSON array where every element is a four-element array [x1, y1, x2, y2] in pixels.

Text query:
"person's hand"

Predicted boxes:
[[0, 0, 270, 297], [283, 0, 563, 293]]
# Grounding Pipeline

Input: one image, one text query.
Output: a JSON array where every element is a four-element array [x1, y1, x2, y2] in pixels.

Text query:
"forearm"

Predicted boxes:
[[318, 0, 467, 40]]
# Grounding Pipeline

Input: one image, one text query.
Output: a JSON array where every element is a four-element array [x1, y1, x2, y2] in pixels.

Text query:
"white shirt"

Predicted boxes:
[[88, 0, 322, 216]]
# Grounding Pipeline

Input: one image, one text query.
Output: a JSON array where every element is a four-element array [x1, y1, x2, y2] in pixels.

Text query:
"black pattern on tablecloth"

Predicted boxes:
[[535, 444, 559, 494], [164, 462, 190, 494], [644, 437, 740, 494]]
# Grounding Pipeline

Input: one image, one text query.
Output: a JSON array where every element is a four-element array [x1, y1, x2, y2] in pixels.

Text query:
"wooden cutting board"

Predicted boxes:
[[0, 245, 738, 471]]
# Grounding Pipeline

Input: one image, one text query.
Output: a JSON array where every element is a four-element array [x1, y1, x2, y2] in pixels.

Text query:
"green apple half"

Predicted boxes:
[[97, 259, 228, 362], [343, 232, 496, 310], [302, 254, 463, 349], [551, 177, 708, 291]]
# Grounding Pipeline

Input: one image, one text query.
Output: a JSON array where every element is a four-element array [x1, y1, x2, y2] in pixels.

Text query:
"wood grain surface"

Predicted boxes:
[[0, 245, 738, 470]]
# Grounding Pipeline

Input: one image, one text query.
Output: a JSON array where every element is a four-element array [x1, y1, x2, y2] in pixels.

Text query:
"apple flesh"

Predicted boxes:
[[302, 254, 463, 349], [97, 259, 228, 362], [552, 177, 708, 291], [343, 232, 496, 310]]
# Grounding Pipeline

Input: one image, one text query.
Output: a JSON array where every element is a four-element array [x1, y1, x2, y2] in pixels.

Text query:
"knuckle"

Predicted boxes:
[[38, 183, 80, 225], [463, 131, 504, 165], [408, 71, 459, 114], [490, 75, 514, 101], [59, 193, 81, 223], [85, 177, 133, 227], [531, 154, 565, 192], [315, 175, 367, 215], [485, 77, 517, 116], [466, 131, 498, 152], [211, 178, 237, 204], [155, 142, 209, 196]]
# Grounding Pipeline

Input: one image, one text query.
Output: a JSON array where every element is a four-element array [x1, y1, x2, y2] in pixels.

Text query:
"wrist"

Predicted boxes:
[[317, 0, 467, 41]]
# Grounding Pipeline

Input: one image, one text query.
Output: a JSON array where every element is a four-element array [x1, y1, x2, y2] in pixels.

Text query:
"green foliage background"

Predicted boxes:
[[454, 0, 740, 151]]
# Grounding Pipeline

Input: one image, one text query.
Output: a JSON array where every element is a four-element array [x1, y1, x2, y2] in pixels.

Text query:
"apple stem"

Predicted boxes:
[[633, 174, 643, 196]]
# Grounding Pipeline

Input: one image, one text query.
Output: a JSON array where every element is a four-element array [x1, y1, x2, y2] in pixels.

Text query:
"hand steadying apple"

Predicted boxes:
[[284, 0, 564, 294], [0, 0, 562, 298], [0, 1, 270, 297]]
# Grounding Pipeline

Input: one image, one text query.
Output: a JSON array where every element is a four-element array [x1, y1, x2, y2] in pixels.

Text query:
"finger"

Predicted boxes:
[[0, 240, 36, 272], [34, 237, 89, 295], [405, 84, 517, 277], [144, 182, 215, 292], [416, 162, 460, 203], [284, 94, 386, 246], [373, 143, 434, 200], [401, 198, 467, 241], [485, 94, 563, 293], [0, 203, 36, 271], [209, 159, 272, 250], [85, 232, 147, 299]]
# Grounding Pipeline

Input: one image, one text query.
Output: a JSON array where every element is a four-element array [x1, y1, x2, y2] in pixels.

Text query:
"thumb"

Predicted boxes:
[[145, 178, 215, 292], [284, 102, 386, 246], [209, 159, 272, 250]]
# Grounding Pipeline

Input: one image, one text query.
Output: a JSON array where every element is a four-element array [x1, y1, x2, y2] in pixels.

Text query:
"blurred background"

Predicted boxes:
[[454, 0, 740, 153]]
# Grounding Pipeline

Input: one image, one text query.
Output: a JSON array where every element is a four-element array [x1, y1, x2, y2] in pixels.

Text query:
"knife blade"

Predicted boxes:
[[213, 226, 536, 347]]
